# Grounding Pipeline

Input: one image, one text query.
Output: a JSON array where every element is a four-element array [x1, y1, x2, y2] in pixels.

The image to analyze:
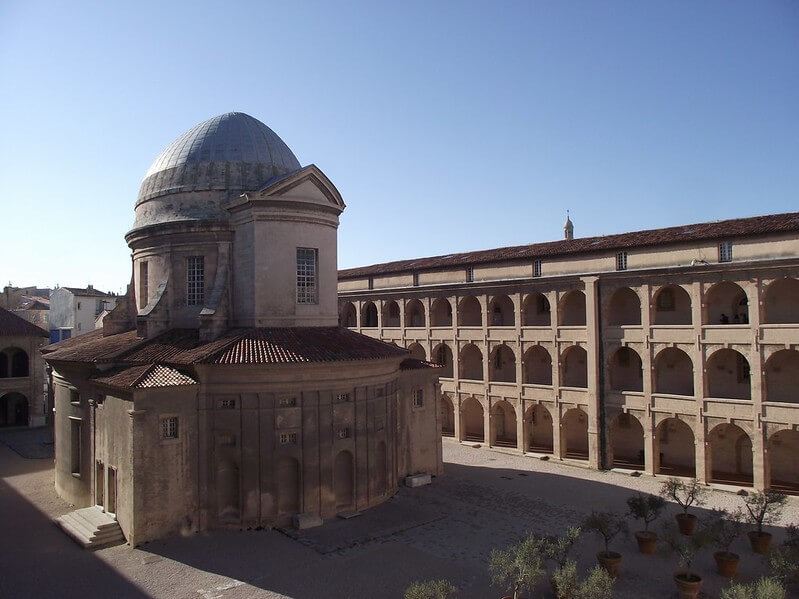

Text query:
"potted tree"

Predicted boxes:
[[543, 527, 581, 594], [660, 478, 707, 535], [404, 580, 457, 599], [706, 508, 746, 578], [743, 490, 787, 554], [488, 535, 546, 599], [768, 524, 799, 585], [626, 492, 666, 554], [582, 511, 628, 578], [719, 576, 787, 599], [662, 520, 713, 599], [551, 560, 578, 599], [551, 562, 614, 599]]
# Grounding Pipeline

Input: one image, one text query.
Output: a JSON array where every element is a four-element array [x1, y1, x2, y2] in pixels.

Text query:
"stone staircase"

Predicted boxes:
[[56, 506, 125, 549]]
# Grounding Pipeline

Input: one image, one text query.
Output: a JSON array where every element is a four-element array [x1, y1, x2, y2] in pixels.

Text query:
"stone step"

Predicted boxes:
[[55, 506, 125, 550]]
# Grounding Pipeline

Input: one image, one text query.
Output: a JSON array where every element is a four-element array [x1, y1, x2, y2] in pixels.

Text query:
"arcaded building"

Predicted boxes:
[[0, 307, 49, 427], [338, 212, 799, 494], [43, 112, 441, 547]]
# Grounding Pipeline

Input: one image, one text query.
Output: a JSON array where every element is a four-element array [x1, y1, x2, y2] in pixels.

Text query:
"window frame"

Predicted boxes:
[[718, 241, 733, 263], [616, 251, 628, 271], [533, 258, 542, 278], [139, 261, 149, 309], [186, 256, 205, 306], [160, 416, 179, 441], [296, 247, 319, 305]]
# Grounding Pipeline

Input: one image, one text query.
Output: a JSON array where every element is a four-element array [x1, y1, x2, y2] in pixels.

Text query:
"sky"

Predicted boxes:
[[1, 1, 797, 293]]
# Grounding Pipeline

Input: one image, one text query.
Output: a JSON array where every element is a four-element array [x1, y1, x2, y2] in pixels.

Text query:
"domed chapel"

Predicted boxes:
[[44, 113, 443, 546]]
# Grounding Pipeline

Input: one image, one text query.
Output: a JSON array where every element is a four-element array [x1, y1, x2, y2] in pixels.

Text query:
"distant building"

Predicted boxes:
[[0, 307, 49, 427], [49, 286, 118, 342], [1, 285, 51, 329]]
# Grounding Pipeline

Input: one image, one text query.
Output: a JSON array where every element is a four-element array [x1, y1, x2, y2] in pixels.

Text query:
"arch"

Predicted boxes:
[[705, 281, 748, 325], [653, 347, 694, 396], [609, 413, 644, 469], [340, 302, 357, 328], [607, 287, 641, 326], [489, 344, 517, 383], [489, 295, 515, 327], [706, 348, 751, 400], [458, 296, 482, 326], [0, 392, 28, 427], [561, 408, 589, 460], [4, 348, 29, 378], [764, 349, 799, 403], [491, 400, 517, 447], [405, 299, 426, 328], [440, 395, 455, 437], [276, 456, 300, 514], [461, 397, 484, 442], [361, 301, 378, 328], [430, 298, 453, 327], [768, 429, 799, 494], [407, 343, 426, 361], [459, 344, 484, 381], [523, 345, 552, 385], [216, 459, 240, 522], [433, 343, 454, 378], [707, 423, 753, 486], [525, 404, 553, 453], [0, 352, 7, 378], [522, 293, 551, 326], [652, 285, 692, 325], [374, 441, 388, 497], [381, 300, 400, 327], [334, 450, 354, 510], [655, 418, 696, 476], [763, 277, 799, 324], [560, 345, 587, 388], [608, 347, 643, 392], [558, 290, 586, 326]]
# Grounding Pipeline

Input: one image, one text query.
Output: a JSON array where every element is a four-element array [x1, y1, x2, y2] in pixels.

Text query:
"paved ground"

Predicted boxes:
[[1, 432, 798, 598]]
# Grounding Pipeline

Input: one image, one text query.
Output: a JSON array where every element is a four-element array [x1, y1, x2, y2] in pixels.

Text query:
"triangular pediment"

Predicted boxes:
[[257, 164, 345, 209]]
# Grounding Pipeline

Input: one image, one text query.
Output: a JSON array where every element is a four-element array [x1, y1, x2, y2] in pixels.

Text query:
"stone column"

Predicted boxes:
[[583, 277, 601, 469], [642, 283, 656, 475], [692, 281, 707, 483], [749, 279, 766, 490]]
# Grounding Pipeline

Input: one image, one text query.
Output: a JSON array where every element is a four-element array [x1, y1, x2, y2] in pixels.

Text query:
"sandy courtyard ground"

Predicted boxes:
[[1, 431, 797, 599]]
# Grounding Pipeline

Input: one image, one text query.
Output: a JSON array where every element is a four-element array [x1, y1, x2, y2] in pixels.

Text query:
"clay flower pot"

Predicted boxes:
[[714, 551, 740, 578], [596, 551, 622, 578], [748, 530, 772, 554], [674, 572, 703, 599], [675, 513, 697, 535], [635, 530, 658, 555]]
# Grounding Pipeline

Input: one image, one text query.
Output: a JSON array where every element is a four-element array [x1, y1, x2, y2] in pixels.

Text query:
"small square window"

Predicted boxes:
[[412, 272, 420, 287], [465, 267, 474, 283], [719, 241, 733, 263], [533, 259, 542, 278], [336, 427, 351, 439], [161, 417, 179, 440], [334, 392, 351, 403], [412, 388, 424, 408], [279, 396, 297, 407], [220, 399, 236, 409], [279, 432, 298, 445], [616, 251, 628, 271]]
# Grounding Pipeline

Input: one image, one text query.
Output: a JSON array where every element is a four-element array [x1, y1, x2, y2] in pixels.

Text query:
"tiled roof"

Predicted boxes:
[[42, 329, 140, 362], [400, 358, 442, 371], [62, 287, 115, 298], [93, 364, 197, 390], [0, 307, 49, 337], [338, 211, 799, 279]]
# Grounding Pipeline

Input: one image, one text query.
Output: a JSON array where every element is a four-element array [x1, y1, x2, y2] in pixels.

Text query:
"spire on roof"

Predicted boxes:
[[564, 210, 574, 240]]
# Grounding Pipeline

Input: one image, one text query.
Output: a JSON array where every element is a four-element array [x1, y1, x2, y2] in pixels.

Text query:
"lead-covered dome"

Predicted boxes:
[[137, 112, 301, 205]]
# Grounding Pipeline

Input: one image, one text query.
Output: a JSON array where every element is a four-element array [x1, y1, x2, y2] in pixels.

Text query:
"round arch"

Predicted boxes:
[[705, 281, 748, 325], [381, 300, 401, 327], [440, 395, 455, 437], [489, 295, 515, 327], [405, 299, 426, 328], [763, 277, 799, 324], [491, 400, 517, 447], [768, 429, 799, 494], [459, 344, 484, 381], [430, 298, 453, 327], [458, 296, 482, 326], [523, 345, 552, 385], [489, 344, 516, 383], [561, 408, 589, 460], [609, 412, 644, 469], [607, 287, 642, 326], [764, 349, 799, 403], [407, 343, 426, 361], [361, 301, 378, 328], [707, 423, 753, 486], [461, 397, 484, 442], [652, 285, 692, 325], [432, 343, 454, 378], [560, 345, 587, 388], [525, 403, 553, 453], [522, 292, 551, 326], [655, 418, 695, 476], [653, 347, 694, 396], [558, 290, 586, 326], [0, 392, 28, 427], [609, 346, 643, 392], [706, 348, 751, 400], [340, 302, 357, 328]]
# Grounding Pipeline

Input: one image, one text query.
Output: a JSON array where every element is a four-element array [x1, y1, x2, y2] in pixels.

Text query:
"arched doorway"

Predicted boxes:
[[654, 347, 694, 396], [461, 397, 484, 442], [0, 392, 28, 427], [458, 296, 482, 326], [4, 348, 29, 378], [763, 278, 799, 324], [764, 350, 799, 403], [652, 285, 692, 325], [560, 345, 587, 388], [707, 423, 753, 486], [334, 450, 354, 510], [459, 344, 484, 380], [276, 456, 300, 514], [705, 281, 748, 325], [768, 429, 799, 494], [526, 404, 553, 453], [523, 345, 552, 385], [558, 290, 586, 326], [561, 408, 589, 460], [405, 299, 426, 328], [433, 343, 454, 378], [440, 395, 455, 437], [430, 298, 453, 326], [706, 349, 751, 400], [491, 401, 517, 447], [361, 302, 378, 328], [655, 418, 695, 477], [608, 347, 643, 392], [381, 300, 400, 327], [340, 302, 357, 328], [607, 287, 642, 326], [489, 345, 516, 382], [522, 293, 551, 326], [489, 295, 515, 326], [609, 413, 644, 469]]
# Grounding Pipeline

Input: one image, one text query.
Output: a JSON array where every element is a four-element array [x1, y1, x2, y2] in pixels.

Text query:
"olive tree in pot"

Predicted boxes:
[[743, 490, 787, 554], [582, 510, 628, 578], [404, 580, 457, 599], [662, 520, 713, 599], [626, 493, 666, 554], [705, 508, 746, 578], [768, 524, 799, 586], [719, 576, 787, 599], [551, 561, 614, 599], [543, 527, 581, 594], [660, 478, 707, 536], [488, 535, 546, 599]]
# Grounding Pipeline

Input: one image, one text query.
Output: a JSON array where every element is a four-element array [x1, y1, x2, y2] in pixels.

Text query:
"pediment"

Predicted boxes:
[[258, 165, 345, 209]]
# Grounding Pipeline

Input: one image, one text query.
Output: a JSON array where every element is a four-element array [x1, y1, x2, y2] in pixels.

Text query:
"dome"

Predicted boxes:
[[137, 112, 301, 204]]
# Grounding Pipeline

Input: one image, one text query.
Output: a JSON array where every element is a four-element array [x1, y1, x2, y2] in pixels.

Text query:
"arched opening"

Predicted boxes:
[[558, 290, 586, 326], [561, 408, 589, 460], [374, 441, 387, 497], [276, 456, 300, 514], [341, 302, 357, 328], [440, 395, 455, 437], [489, 295, 515, 327], [361, 301, 378, 328], [8, 348, 29, 378], [459, 344, 484, 380], [0, 392, 28, 427], [706, 349, 751, 400], [652, 285, 692, 325], [768, 429, 799, 494], [523, 345, 552, 385], [407, 343, 426, 361], [430, 298, 453, 327], [381, 300, 400, 327], [491, 401, 517, 447], [763, 278, 799, 324], [764, 349, 799, 403], [707, 423, 753, 486], [653, 348, 694, 396], [608, 347, 643, 392], [655, 418, 696, 477], [405, 299, 426, 328], [334, 450, 354, 510], [705, 281, 748, 325], [433, 343, 454, 378], [560, 345, 587, 388], [461, 397, 484, 442], [607, 287, 641, 326], [609, 413, 644, 469], [522, 293, 551, 327], [216, 459, 240, 523], [458, 296, 482, 326], [489, 344, 516, 383], [526, 404, 553, 453], [0, 352, 7, 378]]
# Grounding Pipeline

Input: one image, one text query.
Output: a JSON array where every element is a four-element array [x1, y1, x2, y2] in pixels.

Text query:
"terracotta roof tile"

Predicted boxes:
[[400, 358, 442, 371], [42, 329, 140, 362], [0, 307, 49, 337], [93, 364, 197, 389]]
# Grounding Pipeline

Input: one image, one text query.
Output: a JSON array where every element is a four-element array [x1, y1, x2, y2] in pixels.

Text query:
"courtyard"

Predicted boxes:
[[1, 429, 796, 599]]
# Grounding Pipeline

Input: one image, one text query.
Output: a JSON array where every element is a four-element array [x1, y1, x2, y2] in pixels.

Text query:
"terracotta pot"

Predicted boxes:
[[635, 530, 658, 555], [748, 530, 772, 554], [714, 551, 740, 578], [596, 551, 622, 578], [675, 513, 697, 535], [674, 572, 702, 599]]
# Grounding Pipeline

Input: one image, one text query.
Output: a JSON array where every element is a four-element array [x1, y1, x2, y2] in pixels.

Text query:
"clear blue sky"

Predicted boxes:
[[1, 1, 797, 293]]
